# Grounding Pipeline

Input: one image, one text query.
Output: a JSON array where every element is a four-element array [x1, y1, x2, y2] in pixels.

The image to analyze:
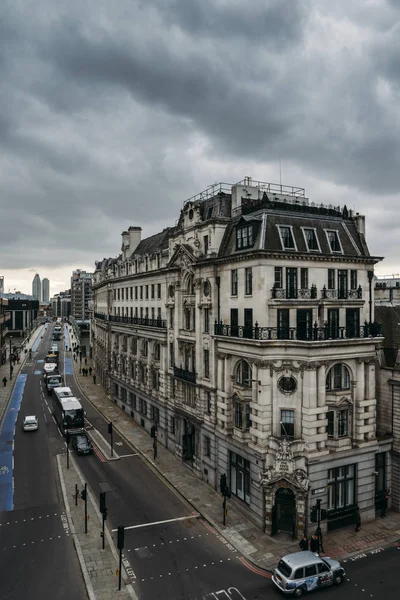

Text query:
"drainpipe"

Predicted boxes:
[[367, 270, 374, 324], [216, 277, 221, 323]]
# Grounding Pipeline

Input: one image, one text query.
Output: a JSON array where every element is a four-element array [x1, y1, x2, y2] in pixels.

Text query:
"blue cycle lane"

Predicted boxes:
[[63, 325, 73, 376], [0, 374, 28, 511]]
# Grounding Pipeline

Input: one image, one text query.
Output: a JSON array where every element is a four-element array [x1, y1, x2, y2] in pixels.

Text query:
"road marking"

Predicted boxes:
[[93, 445, 106, 463], [118, 454, 139, 458], [112, 513, 200, 532], [239, 557, 271, 578]]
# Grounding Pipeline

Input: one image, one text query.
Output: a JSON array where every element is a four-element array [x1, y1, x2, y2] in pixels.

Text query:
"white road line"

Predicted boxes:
[[112, 514, 200, 532], [118, 454, 139, 458]]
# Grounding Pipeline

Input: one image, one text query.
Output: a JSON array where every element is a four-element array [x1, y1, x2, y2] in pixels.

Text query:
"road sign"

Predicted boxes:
[[312, 487, 326, 495]]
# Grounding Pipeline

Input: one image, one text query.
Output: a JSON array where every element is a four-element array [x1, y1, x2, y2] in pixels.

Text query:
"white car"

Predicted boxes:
[[23, 416, 39, 431]]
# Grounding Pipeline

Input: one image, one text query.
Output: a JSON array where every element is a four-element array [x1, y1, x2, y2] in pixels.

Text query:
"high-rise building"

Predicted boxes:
[[71, 270, 93, 322], [42, 278, 50, 303], [51, 290, 71, 318], [32, 274, 41, 301]]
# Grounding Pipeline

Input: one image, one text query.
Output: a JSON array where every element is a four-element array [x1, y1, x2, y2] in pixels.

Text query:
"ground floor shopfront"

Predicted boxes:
[[108, 376, 394, 538]]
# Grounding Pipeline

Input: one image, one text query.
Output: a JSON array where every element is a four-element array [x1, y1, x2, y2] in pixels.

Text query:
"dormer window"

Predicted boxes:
[[236, 225, 254, 250], [303, 228, 320, 252], [278, 226, 296, 250], [325, 230, 342, 253]]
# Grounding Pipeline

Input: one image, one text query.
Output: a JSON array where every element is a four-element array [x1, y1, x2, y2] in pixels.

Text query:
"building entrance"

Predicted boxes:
[[273, 487, 296, 534]]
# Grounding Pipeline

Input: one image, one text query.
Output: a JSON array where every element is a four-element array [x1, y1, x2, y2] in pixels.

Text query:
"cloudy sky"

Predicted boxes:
[[2, 0, 400, 296]]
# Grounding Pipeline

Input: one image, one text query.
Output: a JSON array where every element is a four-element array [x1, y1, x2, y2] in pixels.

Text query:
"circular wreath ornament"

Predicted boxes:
[[278, 375, 297, 394]]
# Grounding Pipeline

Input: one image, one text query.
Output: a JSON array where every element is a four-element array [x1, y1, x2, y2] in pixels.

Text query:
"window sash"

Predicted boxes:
[[280, 226, 295, 249], [231, 270, 238, 295], [245, 268, 252, 295]]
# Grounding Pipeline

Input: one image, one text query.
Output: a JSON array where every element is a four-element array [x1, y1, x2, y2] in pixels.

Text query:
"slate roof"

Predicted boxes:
[[131, 228, 172, 258], [218, 207, 371, 259]]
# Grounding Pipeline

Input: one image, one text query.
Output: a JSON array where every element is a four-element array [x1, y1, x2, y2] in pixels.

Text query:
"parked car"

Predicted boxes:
[[71, 432, 93, 456], [272, 551, 345, 597], [23, 415, 39, 432]]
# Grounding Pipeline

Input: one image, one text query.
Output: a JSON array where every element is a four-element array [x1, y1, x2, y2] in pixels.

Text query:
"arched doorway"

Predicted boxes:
[[274, 488, 296, 534]]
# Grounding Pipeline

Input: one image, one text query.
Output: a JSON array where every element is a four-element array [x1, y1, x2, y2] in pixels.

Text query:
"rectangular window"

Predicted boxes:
[[231, 269, 238, 296], [204, 308, 210, 333], [206, 391, 212, 414], [296, 309, 312, 341], [169, 309, 174, 328], [135, 286, 138, 300], [277, 308, 289, 340], [327, 465, 356, 510], [280, 409, 295, 438], [338, 270, 348, 299], [338, 410, 348, 437], [204, 436, 211, 457], [300, 268, 308, 290], [142, 400, 147, 417], [151, 284, 155, 299], [278, 226, 296, 250], [350, 270, 357, 290], [234, 403, 243, 429], [185, 308, 191, 330], [113, 289, 116, 300], [245, 267, 252, 295], [328, 269, 335, 290], [327, 411, 334, 437], [236, 225, 254, 249], [326, 230, 342, 253], [230, 452, 251, 504], [303, 228, 320, 251], [286, 267, 297, 299], [151, 307, 155, 320], [145, 307, 149, 319], [145, 285, 149, 300], [154, 407, 159, 423], [149, 405, 154, 419], [274, 267, 283, 288], [118, 289, 120, 300], [170, 417, 175, 434], [157, 307, 161, 321], [327, 308, 339, 339], [157, 283, 161, 299], [140, 286, 143, 300], [346, 307, 360, 338], [204, 235, 209, 254], [204, 349, 210, 378], [121, 288, 125, 300]]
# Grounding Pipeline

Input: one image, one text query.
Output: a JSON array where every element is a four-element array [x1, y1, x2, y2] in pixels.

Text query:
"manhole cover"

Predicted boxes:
[[242, 531, 256, 541]]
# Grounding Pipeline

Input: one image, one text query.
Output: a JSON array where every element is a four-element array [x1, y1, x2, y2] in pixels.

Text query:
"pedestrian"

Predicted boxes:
[[310, 534, 319, 554], [84, 368, 88, 376], [65, 345, 68, 351], [354, 506, 361, 532], [382, 488, 390, 518], [89, 367, 92, 376], [93, 374, 96, 385], [299, 535, 309, 551], [82, 368, 86, 376], [2, 376, 7, 387]]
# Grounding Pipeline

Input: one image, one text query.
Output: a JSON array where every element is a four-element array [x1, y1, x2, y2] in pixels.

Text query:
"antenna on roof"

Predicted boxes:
[[279, 157, 282, 193]]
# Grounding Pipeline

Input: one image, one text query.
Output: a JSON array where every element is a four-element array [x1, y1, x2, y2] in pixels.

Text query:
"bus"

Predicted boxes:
[[52, 387, 85, 435]]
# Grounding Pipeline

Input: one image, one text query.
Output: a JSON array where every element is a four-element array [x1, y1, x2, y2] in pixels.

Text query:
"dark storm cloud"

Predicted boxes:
[[1, 0, 400, 284]]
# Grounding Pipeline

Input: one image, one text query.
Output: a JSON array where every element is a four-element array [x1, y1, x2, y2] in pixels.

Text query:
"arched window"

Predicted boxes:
[[142, 340, 148, 357], [154, 343, 160, 361], [235, 360, 252, 387], [326, 363, 350, 391], [131, 338, 137, 354]]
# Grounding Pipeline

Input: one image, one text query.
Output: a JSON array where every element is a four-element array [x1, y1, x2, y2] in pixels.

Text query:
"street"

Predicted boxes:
[[0, 325, 87, 600], [0, 322, 398, 599]]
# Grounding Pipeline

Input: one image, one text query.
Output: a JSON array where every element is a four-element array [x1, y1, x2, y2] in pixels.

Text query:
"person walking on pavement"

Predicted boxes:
[[310, 534, 319, 554], [2, 376, 7, 387], [89, 366, 92, 376], [299, 535, 309, 551], [354, 506, 361, 531], [84, 357, 87, 365]]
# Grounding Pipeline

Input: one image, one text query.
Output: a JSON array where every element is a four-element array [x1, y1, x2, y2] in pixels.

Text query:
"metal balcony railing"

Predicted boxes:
[[271, 285, 363, 301], [214, 321, 382, 341], [173, 365, 197, 384], [108, 315, 167, 329], [94, 312, 106, 320]]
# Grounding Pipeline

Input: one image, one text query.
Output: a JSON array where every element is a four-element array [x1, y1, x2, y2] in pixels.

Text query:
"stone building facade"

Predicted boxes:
[[91, 177, 386, 537]]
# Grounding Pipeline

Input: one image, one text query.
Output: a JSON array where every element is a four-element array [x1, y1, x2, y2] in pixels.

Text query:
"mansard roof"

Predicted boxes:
[[131, 228, 173, 258], [218, 207, 371, 260]]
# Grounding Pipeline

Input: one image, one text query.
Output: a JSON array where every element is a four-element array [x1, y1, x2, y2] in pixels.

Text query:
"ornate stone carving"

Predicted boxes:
[[258, 440, 310, 493], [275, 439, 294, 474]]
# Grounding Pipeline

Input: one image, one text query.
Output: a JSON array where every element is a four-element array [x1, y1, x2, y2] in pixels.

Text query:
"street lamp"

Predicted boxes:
[[9, 336, 12, 380]]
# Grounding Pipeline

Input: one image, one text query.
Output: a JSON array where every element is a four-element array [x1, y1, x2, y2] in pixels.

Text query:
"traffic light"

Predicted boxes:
[[310, 505, 317, 523], [103, 507, 108, 521], [151, 425, 158, 438], [108, 422, 113, 435], [81, 488, 87, 501], [220, 474, 231, 498], [320, 508, 327, 520], [100, 491, 106, 514], [66, 432, 71, 447], [117, 525, 124, 550]]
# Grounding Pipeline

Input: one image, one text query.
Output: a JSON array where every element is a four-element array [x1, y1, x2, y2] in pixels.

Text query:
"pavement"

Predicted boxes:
[[68, 332, 400, 574]]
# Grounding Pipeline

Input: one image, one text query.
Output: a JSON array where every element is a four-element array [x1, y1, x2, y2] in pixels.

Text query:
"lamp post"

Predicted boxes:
[[9, 336, 12, 380]]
